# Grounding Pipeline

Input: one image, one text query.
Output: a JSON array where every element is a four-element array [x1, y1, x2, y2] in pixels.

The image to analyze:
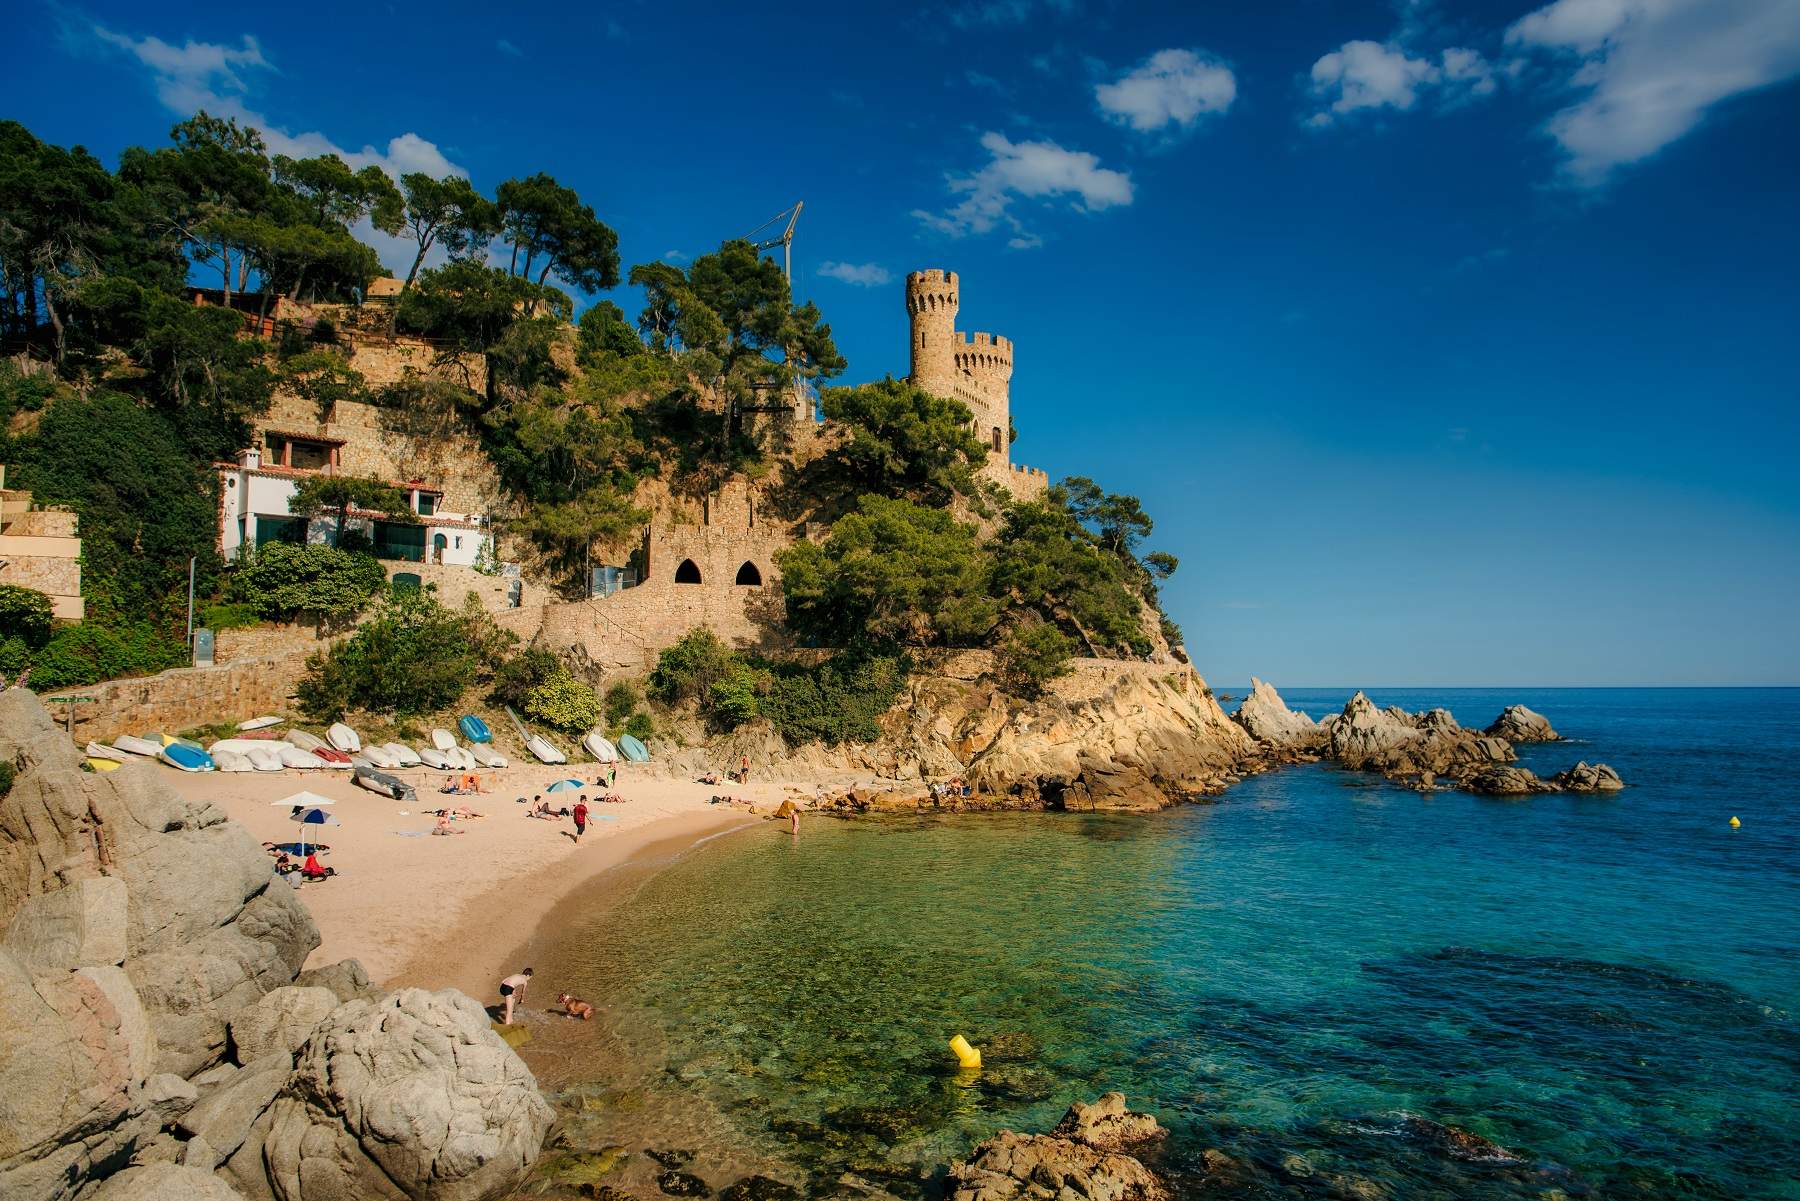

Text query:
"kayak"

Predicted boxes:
[[159, 743, 215, 772], [458, 715, 492, 744], [111, 735, 163, 758], [238, 716, 284, 731], [327, 723, 361, 753], [583, 732, 618, 762], [430, 728, 457, 752], [617, 734, 650, 763], [311, 748, 353, 768]]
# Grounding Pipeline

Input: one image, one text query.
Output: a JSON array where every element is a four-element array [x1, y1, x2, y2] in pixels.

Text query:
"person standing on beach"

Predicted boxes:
[[738, 753, 750, 784], [499, 968, 533, 1024], [572, 797, 589, 842], [608, 763, 617, 789]]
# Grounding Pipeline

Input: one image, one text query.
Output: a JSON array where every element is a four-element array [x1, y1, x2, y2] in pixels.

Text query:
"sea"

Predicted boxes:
[[531, 688, 1799, 1200]]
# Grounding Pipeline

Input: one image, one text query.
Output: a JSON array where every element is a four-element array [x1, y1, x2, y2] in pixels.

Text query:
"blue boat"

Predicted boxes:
[[158, 743, 215, 772], [617, 734, 650, 762], [458, 715, 492, 744]]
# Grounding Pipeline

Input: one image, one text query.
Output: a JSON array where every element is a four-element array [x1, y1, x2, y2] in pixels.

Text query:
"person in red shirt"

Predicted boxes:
[[572, 797, 589, 842]]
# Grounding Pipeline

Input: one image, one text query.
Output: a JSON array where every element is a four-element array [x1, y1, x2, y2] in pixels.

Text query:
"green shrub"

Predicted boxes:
[[761, 653, 908, 746], [707, 663, 764, 731], [523, 672, 602, 733], [0, 585, 54, 647], [29, 621, 183, 688], [649, 628, 738, 705], [491, 647, 561, 710], [623, 711, 655, 742], [231, 543, 388, 621], [994, 624, 1076, 698], [0, 636, 31, 675], [296, 589, 480, 720], [603, 680, 640, 726], [199, 601, 261, 630]]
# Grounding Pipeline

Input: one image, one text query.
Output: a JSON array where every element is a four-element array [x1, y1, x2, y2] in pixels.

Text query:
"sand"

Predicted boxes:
[[170, 755, 876, 996]]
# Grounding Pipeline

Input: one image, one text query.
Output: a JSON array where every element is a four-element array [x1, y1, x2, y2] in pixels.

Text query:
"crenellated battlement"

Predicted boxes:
[[906, 267, 1018, 490]]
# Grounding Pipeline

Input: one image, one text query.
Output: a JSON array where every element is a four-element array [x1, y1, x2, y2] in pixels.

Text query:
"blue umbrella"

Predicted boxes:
[[290, 806, 340, 854], [546, 778, 586, 792]]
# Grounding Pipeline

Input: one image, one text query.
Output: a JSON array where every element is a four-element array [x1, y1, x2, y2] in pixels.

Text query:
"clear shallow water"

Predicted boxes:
[[540, 689, 1799, 1199]]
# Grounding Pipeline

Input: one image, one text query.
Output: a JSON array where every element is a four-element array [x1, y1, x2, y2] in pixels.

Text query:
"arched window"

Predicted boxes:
[[991, 426, 1003, 452], [674, 558, 702, 584], [734, 561, 763, 586]]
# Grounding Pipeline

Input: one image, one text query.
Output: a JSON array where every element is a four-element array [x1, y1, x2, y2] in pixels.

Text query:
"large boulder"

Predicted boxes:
[[261, 988, 553, 1201], [229, 987, 339, 1064], [4, 877, 129, 973], [1484, 705, 1560, 743], [177, 1053, 292, 1168], [1232, 679, 1320, 749], [292, 960, 379, 1005], [947, 1096, 1167, 1201], [1551, 761, 1625, 792], [81, 1161, 246, 1201]]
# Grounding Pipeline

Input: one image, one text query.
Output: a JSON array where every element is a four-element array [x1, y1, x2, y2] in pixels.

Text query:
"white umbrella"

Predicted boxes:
[[271, 790, 338, 808]]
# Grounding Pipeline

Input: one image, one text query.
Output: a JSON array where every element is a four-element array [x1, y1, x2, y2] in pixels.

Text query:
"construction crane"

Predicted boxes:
[[744, 201, 803, 283]]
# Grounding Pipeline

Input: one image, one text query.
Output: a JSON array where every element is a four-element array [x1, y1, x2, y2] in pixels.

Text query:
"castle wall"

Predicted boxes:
[[904, 270, 1017, 489]]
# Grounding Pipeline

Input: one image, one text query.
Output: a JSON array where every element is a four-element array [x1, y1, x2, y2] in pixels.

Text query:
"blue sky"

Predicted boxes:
[[8, 0, 1799, 685]]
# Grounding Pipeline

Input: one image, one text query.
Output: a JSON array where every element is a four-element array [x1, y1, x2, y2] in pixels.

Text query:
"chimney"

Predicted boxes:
[[238, 447, 262, 469]]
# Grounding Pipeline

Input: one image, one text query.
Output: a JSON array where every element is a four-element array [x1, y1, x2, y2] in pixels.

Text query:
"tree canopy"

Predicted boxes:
[[288, 474, 416, 547], [819, 376, 987, 505]]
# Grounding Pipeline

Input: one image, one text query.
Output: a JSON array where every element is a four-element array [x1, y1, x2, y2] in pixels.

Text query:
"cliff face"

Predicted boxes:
[[0, 689, 549, 1201], [804, 661, 1265, 811]]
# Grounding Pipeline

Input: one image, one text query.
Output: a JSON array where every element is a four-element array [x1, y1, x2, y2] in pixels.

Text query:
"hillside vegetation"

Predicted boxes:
[[1, 113, 1184, 720]]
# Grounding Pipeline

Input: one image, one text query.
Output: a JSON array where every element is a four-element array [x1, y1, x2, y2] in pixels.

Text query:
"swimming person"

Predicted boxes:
[[498, 968, 533, 1024], [572, 797, 589, 842]]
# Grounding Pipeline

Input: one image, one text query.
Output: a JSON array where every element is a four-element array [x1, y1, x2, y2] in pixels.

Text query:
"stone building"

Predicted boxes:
[[0, 468, 83, 620]]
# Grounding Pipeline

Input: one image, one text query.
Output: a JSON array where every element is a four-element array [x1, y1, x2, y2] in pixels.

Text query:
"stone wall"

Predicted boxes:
[[385, 562, 553, 616], [50, 650, 316, 744]]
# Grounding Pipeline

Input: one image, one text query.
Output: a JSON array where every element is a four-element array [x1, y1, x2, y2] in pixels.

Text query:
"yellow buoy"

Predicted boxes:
[[948, 1034, 981, 1069], [1729, 816, 1741, 828]]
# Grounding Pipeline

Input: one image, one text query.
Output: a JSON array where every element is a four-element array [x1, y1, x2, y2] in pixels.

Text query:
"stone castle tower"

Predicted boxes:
[[906, 269, 1015, 482]]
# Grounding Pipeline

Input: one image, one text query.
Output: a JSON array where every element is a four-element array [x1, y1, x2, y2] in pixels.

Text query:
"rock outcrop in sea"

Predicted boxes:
[[1224, 684, 1624, 796], [947, 1093, 1167, 1201], [0, 689, 550, 1201]]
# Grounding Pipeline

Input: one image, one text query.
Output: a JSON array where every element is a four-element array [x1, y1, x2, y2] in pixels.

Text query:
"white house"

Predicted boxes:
[[217, 446, 491, 567]]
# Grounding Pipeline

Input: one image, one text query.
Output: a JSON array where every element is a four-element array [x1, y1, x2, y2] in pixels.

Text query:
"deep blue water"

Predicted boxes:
[[542, 688, 1800, 1200]]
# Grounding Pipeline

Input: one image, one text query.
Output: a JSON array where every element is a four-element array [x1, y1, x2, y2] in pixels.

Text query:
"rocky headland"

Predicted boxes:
[[0, 689, 551, 1201]]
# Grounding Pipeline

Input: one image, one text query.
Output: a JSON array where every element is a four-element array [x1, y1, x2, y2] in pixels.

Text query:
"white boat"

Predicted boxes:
[[238, 715, 284, 731], [382, 743, 422, 767], [430, 728, 457, 752], [247, 747, 285, 772], [286, 730, 327, 752], [526, 734, 567, 765], [583, 732, 619, 762], [85, 740, 124, 764], [111, 735, 163, 758], [360, 744, 397, 769], [418, 748, 453, 770], [327, 723, 362, 753], [277, 745, 323, 769], [469, 744, 508, 768], [457, 747, 481, 770], [208, 738, 271, 756], [214, 750, 254, 772]]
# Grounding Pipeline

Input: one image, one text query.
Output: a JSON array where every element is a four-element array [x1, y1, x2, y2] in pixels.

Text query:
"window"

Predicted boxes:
[[416, 492, 437, 516], [453, 535, 462, 549], [991, 426, 1003, 452], [373, 521, 427, 562], [392, 572, 422, 591], [254, 515, 307, 549], [734, 562, 762, 586], [674, 558, 702, 584], [432, 533, 448, 563], [267, 436, 331, 471]]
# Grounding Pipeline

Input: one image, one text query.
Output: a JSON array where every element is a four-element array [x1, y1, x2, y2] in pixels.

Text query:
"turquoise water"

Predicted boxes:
[[542, 689, 1799, 1199]]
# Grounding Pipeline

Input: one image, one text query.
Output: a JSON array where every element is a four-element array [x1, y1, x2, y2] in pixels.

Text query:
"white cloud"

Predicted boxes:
[[1096, 48, 1237, 132], [1305, 39, 1500, 125], [1506, 0, 1800, 185], [90, 23, 469, 274], [913, 131, 1132, 248], [817, 261, 892, 287]]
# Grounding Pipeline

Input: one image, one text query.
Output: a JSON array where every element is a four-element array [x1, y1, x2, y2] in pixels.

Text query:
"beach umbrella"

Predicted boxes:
[[290, 805, 340, 854], [546, 778, 586, 792], [271, 790, 337, 808]]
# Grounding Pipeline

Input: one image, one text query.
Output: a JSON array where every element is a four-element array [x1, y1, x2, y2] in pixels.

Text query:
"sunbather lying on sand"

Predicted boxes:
[[432, 812, 465, 836], [698, 772, 721, 786]]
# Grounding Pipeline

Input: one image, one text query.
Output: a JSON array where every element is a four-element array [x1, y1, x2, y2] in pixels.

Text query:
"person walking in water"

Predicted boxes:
[[499, 968, 533, 1024], [572, 797, 589, 842]]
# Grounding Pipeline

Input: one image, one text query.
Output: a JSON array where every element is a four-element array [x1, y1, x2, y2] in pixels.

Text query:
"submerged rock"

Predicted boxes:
[[657, 1169, 712, 1196], [946, 1094, 1167, 1201], [1484, 705, 1561, 743], [1398, 1116, 1523, 1164]]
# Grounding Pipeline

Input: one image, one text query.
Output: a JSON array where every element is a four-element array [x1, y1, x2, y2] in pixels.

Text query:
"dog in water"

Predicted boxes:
[[556, 992, 595, 1020]]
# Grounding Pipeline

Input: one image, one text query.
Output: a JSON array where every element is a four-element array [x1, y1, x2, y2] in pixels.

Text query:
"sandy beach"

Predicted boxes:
[[169, 756, 879, 997]]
